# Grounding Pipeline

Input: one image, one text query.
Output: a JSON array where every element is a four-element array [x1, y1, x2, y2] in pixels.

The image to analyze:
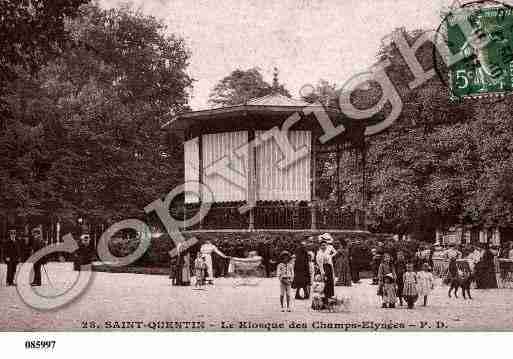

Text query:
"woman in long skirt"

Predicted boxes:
[[292, 240, 311, 299], [475, 245, 498, 289], [395, 251, 407, 306], [173, 245, 191, 286], [316, 240, 335, 301], [334, 240, 352, 286], [377, 252, 396, 307]]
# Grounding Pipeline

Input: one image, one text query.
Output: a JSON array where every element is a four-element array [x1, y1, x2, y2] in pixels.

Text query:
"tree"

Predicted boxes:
[[0, 0, 89, 84], [461, 98, 513, 228], [208, 67, 290, 107], [365, 27, 513, 237], [301, 79, 338, 106], [0, 3, 193, 228], [364, 28, 476, 238], [0, 0, 89, 229]]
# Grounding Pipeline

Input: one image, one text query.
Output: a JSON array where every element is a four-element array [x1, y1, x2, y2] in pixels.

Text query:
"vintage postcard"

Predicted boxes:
[[2, 0, 513, 338]]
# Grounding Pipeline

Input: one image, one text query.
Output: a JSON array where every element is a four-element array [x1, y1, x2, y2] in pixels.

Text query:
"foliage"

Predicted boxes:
[[0, 3, 192, 227], [0, 0, 89, 84], [208, 67, 290, 107], [366, 28, 513, 237], [301, 79, 338, 106]]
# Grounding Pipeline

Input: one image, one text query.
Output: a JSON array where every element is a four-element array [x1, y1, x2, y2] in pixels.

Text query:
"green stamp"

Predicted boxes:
[[447, 6, 513, 98]]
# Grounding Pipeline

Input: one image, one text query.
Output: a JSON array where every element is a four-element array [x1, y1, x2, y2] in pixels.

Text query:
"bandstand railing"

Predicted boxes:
[[175, 202, 363, 230], [254, 202, 310, 229], [316, 206, 361, 230]]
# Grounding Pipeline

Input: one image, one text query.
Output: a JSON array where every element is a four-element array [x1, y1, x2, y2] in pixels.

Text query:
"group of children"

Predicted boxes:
[[270, 243, 480, 313], [276, 248, 347, 312], [378, 252, 435, 309]]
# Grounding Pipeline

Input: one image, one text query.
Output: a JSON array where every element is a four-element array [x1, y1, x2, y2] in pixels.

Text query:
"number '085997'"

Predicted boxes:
[[25, 340, 56, 350]]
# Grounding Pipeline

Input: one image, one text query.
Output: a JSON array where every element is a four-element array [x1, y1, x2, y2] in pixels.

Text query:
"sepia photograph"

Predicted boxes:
[[2, 0, 513, 340]]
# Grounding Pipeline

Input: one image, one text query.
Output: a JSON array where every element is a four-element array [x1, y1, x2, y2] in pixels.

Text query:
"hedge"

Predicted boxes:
[[107, 230, 399, 268]]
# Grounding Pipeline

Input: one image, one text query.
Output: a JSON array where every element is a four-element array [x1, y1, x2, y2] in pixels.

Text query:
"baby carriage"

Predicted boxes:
[[228, 253, 263, 286]]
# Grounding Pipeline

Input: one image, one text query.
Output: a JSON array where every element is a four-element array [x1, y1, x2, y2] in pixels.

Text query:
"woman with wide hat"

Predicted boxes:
[[316, 236, 336, 303], [334, 239, 352, 286]]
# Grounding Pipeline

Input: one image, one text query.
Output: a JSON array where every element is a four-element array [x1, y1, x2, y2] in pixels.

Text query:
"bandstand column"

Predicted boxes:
[[310, 134, 317, 230], [198, 133, 204, 229], [247, 129, 256, 230], [336, 144, 341, 204], [361, 141, 368, 231]]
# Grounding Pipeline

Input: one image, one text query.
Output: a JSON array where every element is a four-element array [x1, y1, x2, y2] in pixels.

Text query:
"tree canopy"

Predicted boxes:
[[208, 67, 290, 107], [365, 28, 513, 238], [0, 3, 192, 227], [0, 0, 89, 84]]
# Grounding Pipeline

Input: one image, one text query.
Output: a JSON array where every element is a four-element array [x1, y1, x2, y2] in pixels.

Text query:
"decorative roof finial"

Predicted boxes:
[[272, 67, 279, 93]]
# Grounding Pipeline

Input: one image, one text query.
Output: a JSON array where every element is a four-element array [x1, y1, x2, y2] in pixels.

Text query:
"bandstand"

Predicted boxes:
[[165, 89, 370, 232]]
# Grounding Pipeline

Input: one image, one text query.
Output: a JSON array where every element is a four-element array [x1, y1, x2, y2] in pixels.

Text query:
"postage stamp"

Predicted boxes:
[[447, 5, 513, 98]]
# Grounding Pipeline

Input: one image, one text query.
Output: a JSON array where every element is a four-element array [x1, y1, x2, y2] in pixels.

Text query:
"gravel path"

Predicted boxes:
[[1, 263, 512, 331]]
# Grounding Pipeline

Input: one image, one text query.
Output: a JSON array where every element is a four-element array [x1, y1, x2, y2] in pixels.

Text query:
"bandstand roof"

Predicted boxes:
[[244, 93, 309, 106], [162, 92, 340, 132]]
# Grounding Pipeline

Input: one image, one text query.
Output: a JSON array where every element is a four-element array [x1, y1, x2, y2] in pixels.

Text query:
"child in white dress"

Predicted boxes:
[[416, 262, 435, 306], [194, 255, 207, 289], [382, 273, 397, 308], [402, 262, 418, 309]]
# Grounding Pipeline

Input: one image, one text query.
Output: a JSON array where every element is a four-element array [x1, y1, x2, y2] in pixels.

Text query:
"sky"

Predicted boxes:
[[99, 0, 451, 110]]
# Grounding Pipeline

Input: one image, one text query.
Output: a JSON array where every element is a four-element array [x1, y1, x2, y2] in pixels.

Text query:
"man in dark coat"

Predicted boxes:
[[74, 228, 94, 271], [349, 240, 365, 284], [257, 238, 273, 278], [292, 240, 311, 299], [31, 226, 47, 286], [18, 231, 33, 263], [4, 228, 20, 286]]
